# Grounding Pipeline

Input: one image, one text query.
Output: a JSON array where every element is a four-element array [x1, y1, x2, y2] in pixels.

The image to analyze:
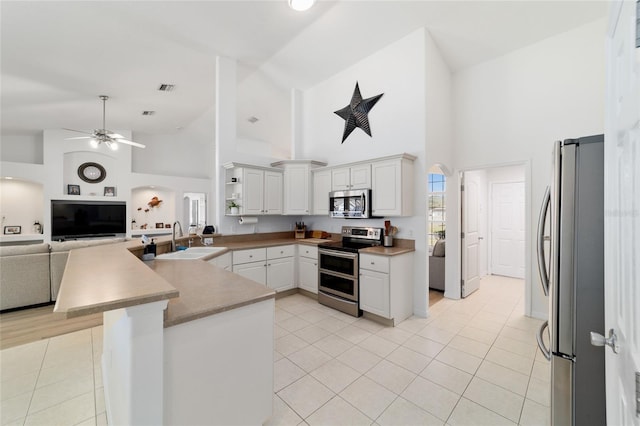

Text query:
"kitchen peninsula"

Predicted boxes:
[[54, 236, 277, 425]]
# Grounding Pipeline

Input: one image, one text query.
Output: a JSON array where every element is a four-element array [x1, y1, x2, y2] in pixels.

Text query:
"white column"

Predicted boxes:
[[102, 300, 168, 425], [290, 88, 303, 160]]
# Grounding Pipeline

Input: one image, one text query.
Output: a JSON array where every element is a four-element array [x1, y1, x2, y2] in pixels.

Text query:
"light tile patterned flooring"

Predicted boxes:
[[0, 327, 105, 425], [0, 275, 550, 425]]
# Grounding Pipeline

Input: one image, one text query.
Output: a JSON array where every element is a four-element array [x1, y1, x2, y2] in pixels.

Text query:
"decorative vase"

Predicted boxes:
[[230, 207, 239, 215]]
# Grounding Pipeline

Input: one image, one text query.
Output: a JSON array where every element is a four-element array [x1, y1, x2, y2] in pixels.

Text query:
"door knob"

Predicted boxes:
[[590, 329, 619, 354]]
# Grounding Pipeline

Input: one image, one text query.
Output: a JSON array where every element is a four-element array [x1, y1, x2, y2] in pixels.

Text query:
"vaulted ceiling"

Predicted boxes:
[[1, 1, 607, 139]]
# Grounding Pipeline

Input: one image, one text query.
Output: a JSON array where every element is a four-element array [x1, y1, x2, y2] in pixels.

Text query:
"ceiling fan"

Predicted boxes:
[[64, 95, 146, 149]]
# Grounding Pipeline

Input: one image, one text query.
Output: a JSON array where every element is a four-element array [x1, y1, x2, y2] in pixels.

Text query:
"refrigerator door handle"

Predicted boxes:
[[536, 320, 551, 361], [536, 186, 551, 296]]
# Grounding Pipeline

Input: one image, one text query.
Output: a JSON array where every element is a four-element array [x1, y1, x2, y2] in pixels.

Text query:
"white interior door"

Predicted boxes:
[[491, 182, 525, 278], [461, 173, 480, 297], [603, 1, 640, 424]]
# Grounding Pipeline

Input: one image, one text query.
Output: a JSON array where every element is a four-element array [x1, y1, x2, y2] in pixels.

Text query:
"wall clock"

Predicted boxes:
[[78, 162, 106, 183]]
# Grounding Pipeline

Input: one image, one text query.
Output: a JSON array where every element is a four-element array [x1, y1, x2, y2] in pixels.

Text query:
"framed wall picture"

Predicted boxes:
[[4, 226, 21, 235], [68, 184, 81, 195], [104, 186, 116, 197], [165, 223, 171, 228], [155, 223, 164, 229]]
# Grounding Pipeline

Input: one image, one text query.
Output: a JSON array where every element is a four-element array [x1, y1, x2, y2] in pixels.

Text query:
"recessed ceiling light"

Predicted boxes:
[[288, 0, 315, 11], [158, 84, 175, 92], [248, 116, 259, 124]]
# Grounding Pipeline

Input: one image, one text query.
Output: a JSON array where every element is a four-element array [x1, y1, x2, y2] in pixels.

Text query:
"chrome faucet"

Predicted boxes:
[[172, 221, 183, 251]]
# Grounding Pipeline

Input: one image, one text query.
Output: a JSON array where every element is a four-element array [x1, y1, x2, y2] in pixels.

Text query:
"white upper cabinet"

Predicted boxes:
[[263, 170, 283, 215], [331, 164, 371, 191], [271, 160, 327, 216], [312, 169, 332, 216], [283, 164, 310, 215], [243, 168, 265, 215], [371, 155, 416, 217], [223, 163, 283, 216]]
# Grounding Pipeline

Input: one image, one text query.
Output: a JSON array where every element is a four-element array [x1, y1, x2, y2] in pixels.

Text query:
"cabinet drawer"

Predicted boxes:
[[233, 248, 266, 265], [359, 254, 389, 273], [298, 245, 318, 259], [267, 245, 295, 259]]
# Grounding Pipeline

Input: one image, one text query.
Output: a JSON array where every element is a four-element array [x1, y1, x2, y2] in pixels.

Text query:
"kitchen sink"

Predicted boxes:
[[155, 247, 227, 260]]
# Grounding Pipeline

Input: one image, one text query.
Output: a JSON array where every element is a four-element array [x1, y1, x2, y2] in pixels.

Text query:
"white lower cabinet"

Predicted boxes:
[[267, 257, 295, 292], [233, 248, 267, 285], [297, 245, 318, 294], [359, 252, 414, 324], [207, 252, 232, 271], [233, 260, 267, 285], [359, 268, 390, 318], [232, 245, 295, 292]]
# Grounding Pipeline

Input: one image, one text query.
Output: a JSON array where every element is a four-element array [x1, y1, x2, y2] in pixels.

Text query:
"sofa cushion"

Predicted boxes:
[[0, 252, 50, 310], [0, 243, 50, 257], [432, 239, 446, 257]]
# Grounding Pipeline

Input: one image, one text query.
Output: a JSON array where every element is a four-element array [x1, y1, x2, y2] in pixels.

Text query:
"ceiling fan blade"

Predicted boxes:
[[114, 138, 146, 149], [65, 136, 93, 140], [63, 128, 93, 135]]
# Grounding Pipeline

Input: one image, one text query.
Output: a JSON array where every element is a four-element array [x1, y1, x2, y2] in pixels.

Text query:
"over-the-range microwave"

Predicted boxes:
[[329, 189, 372, 219]]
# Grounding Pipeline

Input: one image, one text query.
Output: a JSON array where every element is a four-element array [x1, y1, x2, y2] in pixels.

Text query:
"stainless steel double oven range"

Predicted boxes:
[[317, 226, 383, 317]]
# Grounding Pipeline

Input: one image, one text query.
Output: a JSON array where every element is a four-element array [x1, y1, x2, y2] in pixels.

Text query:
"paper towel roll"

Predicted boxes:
[[238, 216, 258, 225]]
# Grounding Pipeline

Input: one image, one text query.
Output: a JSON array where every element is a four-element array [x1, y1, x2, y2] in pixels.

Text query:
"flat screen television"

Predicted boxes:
[[51, 200, 126, 240]]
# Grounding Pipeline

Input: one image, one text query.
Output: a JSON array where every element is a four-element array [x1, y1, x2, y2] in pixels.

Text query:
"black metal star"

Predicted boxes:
[[334, 82, 383, 143]]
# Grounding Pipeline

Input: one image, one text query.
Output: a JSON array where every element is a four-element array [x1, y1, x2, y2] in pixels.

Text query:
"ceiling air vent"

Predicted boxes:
[[142, 111, 156, 116], [158, 84, 175, 92]]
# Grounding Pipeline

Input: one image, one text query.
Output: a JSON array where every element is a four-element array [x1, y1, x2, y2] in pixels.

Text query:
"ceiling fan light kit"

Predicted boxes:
[[64, 95, 146, 150], [288, 0, 315, 12]]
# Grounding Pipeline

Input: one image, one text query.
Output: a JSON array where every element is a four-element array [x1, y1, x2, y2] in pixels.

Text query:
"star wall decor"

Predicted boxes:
[[334, 82, 384, 143]]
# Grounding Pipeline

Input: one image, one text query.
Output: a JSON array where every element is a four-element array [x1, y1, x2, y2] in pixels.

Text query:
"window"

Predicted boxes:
[[428, 173, 446, 248]]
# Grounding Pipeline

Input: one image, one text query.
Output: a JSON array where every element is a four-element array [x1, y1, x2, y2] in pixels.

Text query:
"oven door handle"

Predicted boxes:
[[319, 291, 358, 306], [318, 249, 358, 260]]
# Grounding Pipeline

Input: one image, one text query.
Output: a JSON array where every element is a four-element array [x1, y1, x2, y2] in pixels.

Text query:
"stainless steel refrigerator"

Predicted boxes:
[[536, 135, 606, 425]]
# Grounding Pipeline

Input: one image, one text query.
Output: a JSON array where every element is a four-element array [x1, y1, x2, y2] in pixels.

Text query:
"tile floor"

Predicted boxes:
[[0, 275, 550, 425], [0, 327, 105, 425]]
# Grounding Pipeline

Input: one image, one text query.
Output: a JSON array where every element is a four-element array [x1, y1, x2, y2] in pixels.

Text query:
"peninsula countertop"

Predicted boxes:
[[53, 232, 414, 325]]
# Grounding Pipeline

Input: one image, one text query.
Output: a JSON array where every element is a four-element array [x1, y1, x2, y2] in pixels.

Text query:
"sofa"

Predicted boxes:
[[0, 238, 126, 312], [0, 243, 51, 311], [429, 239, 445, 291]]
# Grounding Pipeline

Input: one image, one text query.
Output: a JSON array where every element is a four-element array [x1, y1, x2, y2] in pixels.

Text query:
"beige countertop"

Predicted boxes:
[[53, 232, 414, 325], [53, 233, 334, 324], [146, 259, 275, 327], [360, 246, 415, 256], [54, 242, 180, 318]]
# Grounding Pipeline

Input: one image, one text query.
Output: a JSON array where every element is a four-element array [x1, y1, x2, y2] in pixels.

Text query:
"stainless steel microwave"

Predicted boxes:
[[329, 189, 372, 218]]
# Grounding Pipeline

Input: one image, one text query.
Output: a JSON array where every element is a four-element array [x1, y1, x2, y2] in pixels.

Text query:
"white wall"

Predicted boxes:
[[450, 19, 606, 318], [0, 127, 213, 241], [0, 179, 43, 234], [132, 105, 215, 179], [237, 69, 291, 160], [301, 28, 452, 317], [0, 133, 43, 164]]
